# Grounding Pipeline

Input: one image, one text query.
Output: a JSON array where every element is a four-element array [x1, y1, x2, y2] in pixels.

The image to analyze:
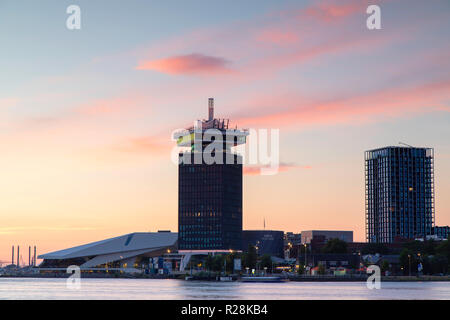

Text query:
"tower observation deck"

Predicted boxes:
[[174, 98, 249, 153]]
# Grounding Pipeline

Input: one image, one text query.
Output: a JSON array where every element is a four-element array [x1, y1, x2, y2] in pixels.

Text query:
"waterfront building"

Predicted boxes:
[[301, 230, 353, 244], [174, 98, 248, 252], [365, 146, 435, 243], [38, 231, 178, 273], [432, 226, 449, 240], [284, 232, 302, 246], [242, 230, 284, 258], [298, 253, 360, 269]]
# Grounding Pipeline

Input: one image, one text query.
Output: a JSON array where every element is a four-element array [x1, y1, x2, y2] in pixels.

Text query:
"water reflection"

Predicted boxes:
[[0, 278, 449, 300]]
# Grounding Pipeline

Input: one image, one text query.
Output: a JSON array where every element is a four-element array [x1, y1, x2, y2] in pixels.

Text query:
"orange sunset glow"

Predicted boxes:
[[1, 0, 450, 266]]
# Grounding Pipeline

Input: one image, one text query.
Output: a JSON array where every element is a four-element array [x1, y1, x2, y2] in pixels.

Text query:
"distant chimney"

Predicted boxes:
[[34, 246, 36, 266], [208, 98, 214, 121], [12, 246, 14, 265], [29, 246, 31, 266], [17, 246, 19, 268]]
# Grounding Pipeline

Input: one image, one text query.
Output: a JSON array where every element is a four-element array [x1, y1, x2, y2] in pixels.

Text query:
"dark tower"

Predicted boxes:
[[174, 98, 248, 252]]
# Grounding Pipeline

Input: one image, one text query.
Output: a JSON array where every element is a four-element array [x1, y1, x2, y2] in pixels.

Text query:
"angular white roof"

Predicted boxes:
[[38, 232, 178, 260]]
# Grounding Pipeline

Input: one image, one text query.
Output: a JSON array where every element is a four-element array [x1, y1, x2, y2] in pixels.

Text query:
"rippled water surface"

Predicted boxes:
[[0, 278, 449, 300]]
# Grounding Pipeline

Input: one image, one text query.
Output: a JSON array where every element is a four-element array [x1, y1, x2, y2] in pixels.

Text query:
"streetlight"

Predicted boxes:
[[304, 244, 307, 269], [408, 254, 411, 276], [417, 253, 422, 276], [358, 251, 362, 275]]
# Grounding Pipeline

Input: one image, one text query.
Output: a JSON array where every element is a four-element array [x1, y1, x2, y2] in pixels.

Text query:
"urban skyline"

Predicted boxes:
[[1, 0, 450, 264]]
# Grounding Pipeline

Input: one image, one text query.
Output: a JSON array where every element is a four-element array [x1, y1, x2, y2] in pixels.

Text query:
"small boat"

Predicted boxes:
[[240, 276, 287, 283]]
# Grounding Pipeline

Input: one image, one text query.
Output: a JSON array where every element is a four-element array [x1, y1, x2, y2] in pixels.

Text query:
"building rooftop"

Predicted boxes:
[[173, 98, 248, 148], [38, 232, 178, 260], [365, 145, 433, 152]]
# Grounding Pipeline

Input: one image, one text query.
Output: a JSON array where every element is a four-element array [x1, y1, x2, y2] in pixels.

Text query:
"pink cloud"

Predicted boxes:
[[136, 53, 232, 75], [235, 79, 450, 129], [114, 136, 171, 155], [256, 29, 299, 45], [131, 1, 396, 82], [303, 0, 368, 22], [247, 25, 403, 80]]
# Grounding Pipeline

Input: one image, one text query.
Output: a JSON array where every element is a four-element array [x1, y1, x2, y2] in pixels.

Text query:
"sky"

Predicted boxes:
[[0, 0, 449, 265]]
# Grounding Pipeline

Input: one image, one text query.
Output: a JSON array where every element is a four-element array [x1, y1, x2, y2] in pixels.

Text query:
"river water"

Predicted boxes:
[[0, 278, 449, 300]]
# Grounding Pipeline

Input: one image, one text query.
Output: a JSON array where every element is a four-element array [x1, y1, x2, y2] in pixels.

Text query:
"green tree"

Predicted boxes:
[[399, 249, 417, 275], [422, 240, 436, 255], [225, 252, 239, 273], [242, 244, 257, 270], [260, 254, 272, 273], [431, 240, 449, 274], [380, 260, 390, 273], [361, 243, 389, 255], [436, 240, 450, 262], [321, 238, 348, 254], [402, 240, 424, 253], [317, 263, 326, 275], [430, 254, 448, 274], [205, 254, 214, 272], [298, 264, 305, 275], [208, 255, 224, 272]]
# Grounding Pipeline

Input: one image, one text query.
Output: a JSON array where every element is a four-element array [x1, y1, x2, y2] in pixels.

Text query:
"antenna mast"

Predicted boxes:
[[399, 142, 414, 148]]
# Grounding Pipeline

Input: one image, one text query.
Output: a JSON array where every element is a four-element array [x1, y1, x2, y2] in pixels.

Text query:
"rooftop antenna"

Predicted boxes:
[[208, 98, 214, 121], [399, 142, 414, 148]]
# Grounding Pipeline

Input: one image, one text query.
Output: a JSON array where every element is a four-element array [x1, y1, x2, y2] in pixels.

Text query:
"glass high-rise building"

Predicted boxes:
[[365, 146, 435, 243], [174, 98, 248, 252]]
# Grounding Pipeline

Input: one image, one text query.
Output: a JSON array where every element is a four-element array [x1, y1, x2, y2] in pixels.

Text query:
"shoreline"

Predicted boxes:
[[2, 274, 450, 282]]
